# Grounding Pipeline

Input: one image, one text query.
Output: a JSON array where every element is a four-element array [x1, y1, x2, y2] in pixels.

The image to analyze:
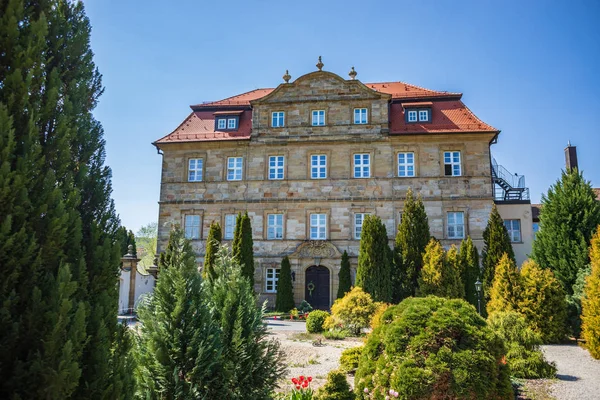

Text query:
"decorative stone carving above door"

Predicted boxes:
[[290, 241, 342, 259]]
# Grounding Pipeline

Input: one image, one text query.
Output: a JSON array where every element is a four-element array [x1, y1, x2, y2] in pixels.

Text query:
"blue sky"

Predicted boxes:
[[85, 0, 600, 233]]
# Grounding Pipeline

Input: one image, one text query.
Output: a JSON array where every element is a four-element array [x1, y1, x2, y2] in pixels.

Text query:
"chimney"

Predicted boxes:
[[565, 141, 578, 170]]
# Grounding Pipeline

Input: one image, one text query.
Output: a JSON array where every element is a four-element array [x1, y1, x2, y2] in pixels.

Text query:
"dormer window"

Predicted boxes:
[[402, 102, 433, 124], [214, 110, 243, 131]]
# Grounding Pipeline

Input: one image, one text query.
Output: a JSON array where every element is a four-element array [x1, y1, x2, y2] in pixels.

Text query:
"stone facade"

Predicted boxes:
[[155, 68, 498, 308]]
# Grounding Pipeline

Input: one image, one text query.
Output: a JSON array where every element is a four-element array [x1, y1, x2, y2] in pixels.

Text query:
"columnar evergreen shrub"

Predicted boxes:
[[276, 256, 295, 312], [418, 240, 463, 298], [487, 253, 521, 315], [566, 265, 591, 338], [339, 347, 363, 374], [393, 188, 431, 301], [532, 169, 600, 294], [315, 370, 355, 400], [337, 250, 352, 299], [328, 287, 376, 336], [203, 221, 222, 281], [206, 248, 286, 398], [356, 215, 392, 302], [355, 297, 513, 399], [460, 236, 481, 308], [0, 2, 132, 397], [135, 227, 224, 398], [519, 260, 567, 343], [482, 205, 515, 311], [488, 311, 556, 379], [582, 227, 600, 359], [232, 212, 255, 285], [306, 310, 330, 333]]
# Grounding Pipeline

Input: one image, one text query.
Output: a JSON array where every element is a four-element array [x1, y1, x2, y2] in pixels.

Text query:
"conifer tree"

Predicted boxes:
[[460, 236, 481, 308], [337, 250, 352, 299], [582, 227, 600, 359], [394, 189, 430, 301], [519, 260, 567, 343], [482, 205, 515, 307], [232, 212, 255, 286], [532, 169, 600, 294], [116, 226, 137, 256], [487, 254, 521, 316], [135, 227, 224, 398], [203, 221, 222, 282], [418, 240, 463, 298], [276, 256, 295, 312], [356, 215, 392, 302], [0, 1, 131, 397], [206, 248, 286, 398]]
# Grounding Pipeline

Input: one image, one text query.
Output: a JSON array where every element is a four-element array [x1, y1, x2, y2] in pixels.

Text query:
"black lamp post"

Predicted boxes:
[[475, 279, 483, 315]]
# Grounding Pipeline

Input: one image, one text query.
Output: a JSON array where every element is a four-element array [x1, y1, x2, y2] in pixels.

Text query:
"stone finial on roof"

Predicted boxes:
[[316, 56, 324, 71], [283, 69, 291, 83], [349, 66, 357, 80]]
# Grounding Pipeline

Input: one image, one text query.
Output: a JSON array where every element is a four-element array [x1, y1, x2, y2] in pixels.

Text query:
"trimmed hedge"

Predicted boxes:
[[355, 296, 513, 399]]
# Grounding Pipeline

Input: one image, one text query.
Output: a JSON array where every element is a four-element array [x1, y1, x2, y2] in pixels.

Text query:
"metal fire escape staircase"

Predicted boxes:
[[491, 158, 530, 202]]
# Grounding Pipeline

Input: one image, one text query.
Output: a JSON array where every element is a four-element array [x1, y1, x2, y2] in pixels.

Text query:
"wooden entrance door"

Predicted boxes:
[[305, 266, 330, 310]]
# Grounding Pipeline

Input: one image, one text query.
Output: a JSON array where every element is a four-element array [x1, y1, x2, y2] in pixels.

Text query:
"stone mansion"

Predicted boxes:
[[154, 59, 526, 309]]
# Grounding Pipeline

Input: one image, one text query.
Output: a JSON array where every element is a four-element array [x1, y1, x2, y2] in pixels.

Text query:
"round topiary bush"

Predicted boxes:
[[355, 296, 513, 399], [315, 370, 354, 400], [306, 310, 330, 333]]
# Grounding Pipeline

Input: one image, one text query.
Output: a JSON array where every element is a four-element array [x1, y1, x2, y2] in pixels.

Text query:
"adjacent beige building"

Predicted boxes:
[[154, 61, 503, 309]]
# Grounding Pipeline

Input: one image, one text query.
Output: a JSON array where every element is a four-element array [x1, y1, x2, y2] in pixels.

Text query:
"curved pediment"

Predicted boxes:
[[290, 240, 342, 259], [251, 70, 391, 105]]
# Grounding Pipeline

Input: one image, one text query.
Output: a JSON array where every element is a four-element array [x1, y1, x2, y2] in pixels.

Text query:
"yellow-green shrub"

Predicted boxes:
[[582, 227, 600, 359], [329, 287, 376, 336], [315, 370, 354, 400], [306, 310, 329, 333], [370, 302, 391, 330], [339, 346, 362, 374]]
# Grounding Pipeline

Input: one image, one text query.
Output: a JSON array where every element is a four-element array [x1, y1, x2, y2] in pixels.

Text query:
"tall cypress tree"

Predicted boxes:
[[532, 169, 600, 294], [275, 256, 295, 312], [460, 236, 481, 308], [203, 221, 222, 282], [356, 215, 392, 302], [0, 1, 132, 397], [482, 204, 515, 307], [232, 212, 255, 286], [394, 189, 430, 301], [135, 226, 224, 398], [337, 250, 352, 299]]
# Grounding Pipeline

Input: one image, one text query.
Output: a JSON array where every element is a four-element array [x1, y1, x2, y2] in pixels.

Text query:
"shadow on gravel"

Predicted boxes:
[[556, 374, 579, 381]]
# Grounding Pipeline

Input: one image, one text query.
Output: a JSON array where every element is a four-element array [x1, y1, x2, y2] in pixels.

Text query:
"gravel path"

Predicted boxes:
[[542, 344, 600, 400]]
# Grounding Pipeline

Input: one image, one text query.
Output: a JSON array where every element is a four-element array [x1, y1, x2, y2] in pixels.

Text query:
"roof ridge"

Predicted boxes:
[[192, 88, 275, 107]]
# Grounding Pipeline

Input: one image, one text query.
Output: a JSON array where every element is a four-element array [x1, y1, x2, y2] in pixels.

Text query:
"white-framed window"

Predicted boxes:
[[418, 110, 429, 122], [272, 111, 285, 127], [407, 110, 417, 122], [312, 110, 325, 126], [224, 214, 236, 240], [184, 215, 201, 240], [267, 214, 284, 240], [447, 211, 465, 239], [188, 158, 203, 182], [265, 268, 280, 293], [310, 213, 327, 240], [354, 108, 368, 124], [227, 157, 243, 181], [217, 118, 227, 130], [227, 118, 237, 129], [354, 213, 369, 240], [353, 153, 370, 178], [268, 156, 285, 180], [504, 219, 522, 243], [397, 152, 415, 177], [311, 154, 327, 179], [444, 151, 461, 176]]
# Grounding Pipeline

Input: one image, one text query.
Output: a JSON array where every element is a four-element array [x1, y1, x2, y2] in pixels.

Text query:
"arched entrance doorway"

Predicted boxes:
[[305, 265, 330, 310]]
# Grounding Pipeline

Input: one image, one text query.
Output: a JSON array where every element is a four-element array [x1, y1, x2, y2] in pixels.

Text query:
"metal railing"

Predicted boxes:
[[492, 158, 530, 202], [492, 158, 526, 188]]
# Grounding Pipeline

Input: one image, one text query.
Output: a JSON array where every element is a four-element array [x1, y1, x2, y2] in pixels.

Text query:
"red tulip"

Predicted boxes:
[[302, 380, 308, 388], [292, 378, 298, 384], [299, 375, 305, 381], [307, 376, 312, 382], [295, 385, 301, 390]]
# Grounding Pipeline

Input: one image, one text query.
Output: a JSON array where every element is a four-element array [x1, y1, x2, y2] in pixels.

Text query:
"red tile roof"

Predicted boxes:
[[156, 80, 496, 145]]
